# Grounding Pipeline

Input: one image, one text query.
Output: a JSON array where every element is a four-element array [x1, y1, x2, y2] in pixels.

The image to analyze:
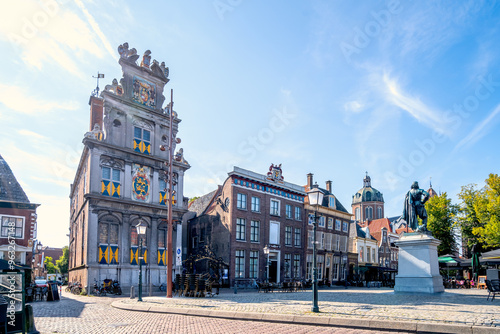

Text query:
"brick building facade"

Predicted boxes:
[[0, 154, 39, 267], [304, 174, 353, 284], [187, 165, 306, 286]]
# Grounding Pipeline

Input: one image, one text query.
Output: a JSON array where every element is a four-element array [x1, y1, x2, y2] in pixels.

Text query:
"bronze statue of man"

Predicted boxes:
[[402, 181, 430, 232]]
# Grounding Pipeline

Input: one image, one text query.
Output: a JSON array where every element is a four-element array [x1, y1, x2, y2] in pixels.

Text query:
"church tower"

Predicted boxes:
[[351, 173, 384, 225]]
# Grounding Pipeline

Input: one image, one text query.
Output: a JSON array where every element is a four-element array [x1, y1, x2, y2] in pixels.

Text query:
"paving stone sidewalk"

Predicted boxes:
[[112, 287, 500, 333]]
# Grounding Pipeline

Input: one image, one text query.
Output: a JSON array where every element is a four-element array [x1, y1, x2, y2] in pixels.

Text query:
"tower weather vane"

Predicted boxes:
[[91, 72, 105, 97]]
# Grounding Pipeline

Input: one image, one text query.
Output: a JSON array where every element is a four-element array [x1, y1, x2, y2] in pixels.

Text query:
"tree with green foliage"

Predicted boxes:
[[457, 183, 483, 255], [471, 174, 500, 248], [56, 246, 69, 274], [44, 256, 57, 274], [425, 192, 458, 255]]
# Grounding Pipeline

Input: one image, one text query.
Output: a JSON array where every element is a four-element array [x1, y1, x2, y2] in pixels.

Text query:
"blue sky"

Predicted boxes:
[[1, 1, 499, 248]]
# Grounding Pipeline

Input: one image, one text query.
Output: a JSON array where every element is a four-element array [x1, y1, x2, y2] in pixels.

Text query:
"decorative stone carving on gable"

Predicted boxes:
[[132, 117, 154, 131], [104, 78, 124, 96], [84, 124, 104, 141], [100, 156, 124, 170], [266, 163, 284, 183], [118, 42, 139, 63]]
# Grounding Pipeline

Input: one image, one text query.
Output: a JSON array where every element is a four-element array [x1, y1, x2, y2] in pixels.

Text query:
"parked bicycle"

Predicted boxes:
[[91, 280, 106, 296], [70, 282, 82, 295]]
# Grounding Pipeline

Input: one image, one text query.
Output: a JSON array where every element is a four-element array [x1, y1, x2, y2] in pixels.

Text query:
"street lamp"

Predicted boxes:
[[159, 89, 179, 298], [307, 186, 324, 313], [263, 245, 270, 283], [136, 220, 147, 302]]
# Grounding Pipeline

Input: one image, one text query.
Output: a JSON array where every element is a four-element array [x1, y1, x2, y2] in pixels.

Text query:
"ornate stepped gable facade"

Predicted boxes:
[[187, 165, 306, 286], [68, 43, 190, 290], [0, 154, 39, 267], [304, 174, 353, 284]]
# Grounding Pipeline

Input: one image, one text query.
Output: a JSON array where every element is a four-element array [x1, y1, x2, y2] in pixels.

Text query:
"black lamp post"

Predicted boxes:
[[136, 220, 147, 302], [263, 245, 270, 283], [307, 186, 324, 313]]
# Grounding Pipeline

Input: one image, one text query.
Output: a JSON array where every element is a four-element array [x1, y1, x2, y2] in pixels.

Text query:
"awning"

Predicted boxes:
[[480, 249, 500, 265], [438, 256, 458, 266]]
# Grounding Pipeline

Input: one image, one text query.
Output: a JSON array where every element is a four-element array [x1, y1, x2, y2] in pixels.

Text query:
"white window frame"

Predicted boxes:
[[269, 221, 280, 245], [251, 196, 260, 212], [319, 216, 325, 228], [294, 228, 301, 247], [294, 207, 301, 220], [235, 250, 245, 278], [237, 193, 247, 210], [0, 215, 24, 239], [335, 219, 341, 231], [327, 217, 333, 229], [250, 220, 260, 243], [285, 226, 292, 246], [285, 204, 292, 219], [236, 218, 246, 241], [249, 250, 258, 278], [270, 199, 280, 216], [342, 221, 348, 233]]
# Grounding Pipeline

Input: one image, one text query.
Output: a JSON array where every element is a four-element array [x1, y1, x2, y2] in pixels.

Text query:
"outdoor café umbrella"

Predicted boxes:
[[471, 243, 481, 280]]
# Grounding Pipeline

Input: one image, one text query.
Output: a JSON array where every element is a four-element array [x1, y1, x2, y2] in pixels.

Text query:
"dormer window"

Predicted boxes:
[[133, 126, 151, 155], [329, 196, 335, 208]]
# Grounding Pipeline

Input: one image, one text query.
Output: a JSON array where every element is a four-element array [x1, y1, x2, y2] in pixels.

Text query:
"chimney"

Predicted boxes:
[[89, 96, 104, 131], [307, 173, 313, 189], [326, 180, 332, 192]]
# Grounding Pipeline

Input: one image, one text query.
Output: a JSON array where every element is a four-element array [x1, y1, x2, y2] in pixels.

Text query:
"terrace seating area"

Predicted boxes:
[[175, 274, 219, 298]]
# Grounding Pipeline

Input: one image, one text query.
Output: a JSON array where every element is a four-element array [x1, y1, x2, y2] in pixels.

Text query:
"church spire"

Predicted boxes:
[[363, 172, 371, 187]]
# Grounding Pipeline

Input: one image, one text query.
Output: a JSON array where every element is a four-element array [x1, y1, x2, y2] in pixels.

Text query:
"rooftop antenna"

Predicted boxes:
[[91, 72, 105, 97]]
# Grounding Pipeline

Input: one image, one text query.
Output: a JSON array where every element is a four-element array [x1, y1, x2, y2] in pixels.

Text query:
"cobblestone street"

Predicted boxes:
[[115, 287, 500, 328], [31, 291, 405, 334]]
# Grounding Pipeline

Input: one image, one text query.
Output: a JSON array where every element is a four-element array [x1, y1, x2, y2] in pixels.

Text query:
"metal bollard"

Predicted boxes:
[[130, 286, 135, 299], [25, 304, 39, 334], [234, 284, 237, 294]]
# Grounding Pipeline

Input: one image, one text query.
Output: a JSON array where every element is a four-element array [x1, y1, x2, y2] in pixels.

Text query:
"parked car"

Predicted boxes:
[[48, 280, 62, 286], [34, 279, 48, 288]]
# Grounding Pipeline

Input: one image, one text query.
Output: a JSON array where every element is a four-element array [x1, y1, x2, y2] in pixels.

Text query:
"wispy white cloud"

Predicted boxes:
[[0, 1, 112, 78], [454, 103, 500, 152], [344, 101, 364, 113], [0, 83, 78, 114], [382, 73, 450, 134], [389, 1, 484, 63], [74, 0, 116, 60], [17, 129, 46, 139]]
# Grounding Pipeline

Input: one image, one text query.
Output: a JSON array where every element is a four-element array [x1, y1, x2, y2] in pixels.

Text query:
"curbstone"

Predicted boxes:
[[293, 315, 330, 325], [417, 322, 473, 334], [261, 313, 295, 323], [472, 326, 500, 334], [329, 317, 372, 328]]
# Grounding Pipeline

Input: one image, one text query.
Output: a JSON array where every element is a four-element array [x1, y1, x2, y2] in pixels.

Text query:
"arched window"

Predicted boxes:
[[130, 224, 147, 265], [157, 227, 168, 266], [365, 207, 373, 220], [98, 217, 119, 265], [366, 192, 372, 201], [377, 207, 383, 219], [355, 207, 360, 221]]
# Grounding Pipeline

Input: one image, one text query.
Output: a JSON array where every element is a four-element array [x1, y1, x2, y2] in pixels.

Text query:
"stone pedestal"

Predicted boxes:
[[394, 233, 444, 294]]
